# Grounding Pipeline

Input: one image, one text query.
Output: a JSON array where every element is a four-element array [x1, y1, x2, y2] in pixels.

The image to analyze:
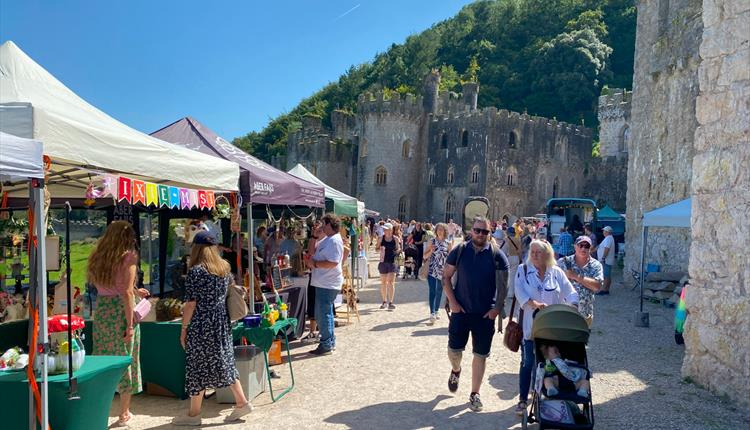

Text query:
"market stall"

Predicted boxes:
[[0, 41, 241, 420]]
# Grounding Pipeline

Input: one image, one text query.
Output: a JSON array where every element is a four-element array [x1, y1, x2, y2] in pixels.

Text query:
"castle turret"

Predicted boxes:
[[597, 89, 631, 159], [461, 82, 479, 110], [422, 70, 440, 114]]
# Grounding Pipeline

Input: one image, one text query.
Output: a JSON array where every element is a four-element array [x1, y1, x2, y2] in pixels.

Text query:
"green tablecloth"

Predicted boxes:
[[139, 321, 186, 399], [0, 355, 131, 430], [232, 318, 298, 352]]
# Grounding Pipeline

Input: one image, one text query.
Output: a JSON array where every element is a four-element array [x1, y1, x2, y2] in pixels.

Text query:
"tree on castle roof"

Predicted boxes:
[[232, 0, 635, 162]]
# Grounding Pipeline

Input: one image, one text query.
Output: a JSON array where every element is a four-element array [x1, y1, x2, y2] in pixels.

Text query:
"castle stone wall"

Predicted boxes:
[[598, 90, 632, 159], [625, 0, 703, 278], [683, 0, 750, 407]]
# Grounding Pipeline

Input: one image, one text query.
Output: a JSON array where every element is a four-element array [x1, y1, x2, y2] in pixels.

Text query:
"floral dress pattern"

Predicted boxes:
[[428, 238, 449, 279], [92, 253, 142, 395], [184, 265, 239, 396]]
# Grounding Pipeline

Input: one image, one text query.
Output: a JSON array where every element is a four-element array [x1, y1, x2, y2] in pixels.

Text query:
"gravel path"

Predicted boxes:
[[112, 258, 747, 429]]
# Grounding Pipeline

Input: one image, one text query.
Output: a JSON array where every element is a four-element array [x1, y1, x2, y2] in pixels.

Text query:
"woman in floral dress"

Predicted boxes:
[[88, 221, 148, 427], [172, 231, 251, 426], [423, 223, 453, 325]]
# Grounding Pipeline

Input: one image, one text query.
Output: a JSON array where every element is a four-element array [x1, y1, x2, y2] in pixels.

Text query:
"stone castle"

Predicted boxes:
[[624, 0, 748, 408], [282, 72, 628, 222]]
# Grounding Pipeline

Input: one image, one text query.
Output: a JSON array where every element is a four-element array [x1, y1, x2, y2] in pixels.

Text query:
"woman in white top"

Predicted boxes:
[[513, 239, 578, 416]]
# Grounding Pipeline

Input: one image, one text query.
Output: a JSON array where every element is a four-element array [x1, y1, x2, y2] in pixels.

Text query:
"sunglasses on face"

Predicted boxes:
[[577, 243, 591, 249], [473, 228, 490, 235]]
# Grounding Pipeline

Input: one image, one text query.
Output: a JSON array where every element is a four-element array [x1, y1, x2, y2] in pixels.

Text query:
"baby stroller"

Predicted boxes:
[[402, 243, 419, 279], [523, 304, 594, 430]]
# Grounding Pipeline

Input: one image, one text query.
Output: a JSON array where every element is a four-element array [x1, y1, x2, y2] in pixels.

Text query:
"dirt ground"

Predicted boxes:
[[111, 256, 748, 430]]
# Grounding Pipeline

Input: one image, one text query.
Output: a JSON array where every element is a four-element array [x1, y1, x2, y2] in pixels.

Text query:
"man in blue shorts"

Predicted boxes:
[[442, 217, 509, 412]]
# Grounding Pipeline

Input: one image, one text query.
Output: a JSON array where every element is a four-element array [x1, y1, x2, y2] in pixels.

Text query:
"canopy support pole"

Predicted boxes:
[[247, 203, 255, 314], [635, 224, 650, 327], [30, 181, 49, 430]]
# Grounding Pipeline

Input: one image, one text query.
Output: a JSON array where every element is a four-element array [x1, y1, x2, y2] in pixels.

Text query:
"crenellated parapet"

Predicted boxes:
[[356, 91, 424, 119], [598, 89, 632, 121]]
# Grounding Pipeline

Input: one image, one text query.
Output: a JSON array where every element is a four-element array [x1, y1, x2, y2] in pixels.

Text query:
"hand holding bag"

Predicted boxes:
[[502, 296, 524, 352], [227, 280, 249, 322]]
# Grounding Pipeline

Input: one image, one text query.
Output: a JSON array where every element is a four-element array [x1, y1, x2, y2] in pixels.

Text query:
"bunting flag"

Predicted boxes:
[[146, 183, 159, 207], [133, 180, 146, 205], [117, 177, 132, 202], [101, 174, 219, 210]]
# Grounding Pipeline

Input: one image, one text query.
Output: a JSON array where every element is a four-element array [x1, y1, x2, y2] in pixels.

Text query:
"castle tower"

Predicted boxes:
[[422, 70, 440, 114], [461, 82, 479, 111], [597, 89, 631, 159]]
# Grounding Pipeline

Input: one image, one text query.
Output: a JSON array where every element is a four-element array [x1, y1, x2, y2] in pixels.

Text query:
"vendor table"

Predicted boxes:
[[233, 318, 297, 402], [0, 356, 131, 430], [139, 321, 187, 398], [254, 284, 307, 339]]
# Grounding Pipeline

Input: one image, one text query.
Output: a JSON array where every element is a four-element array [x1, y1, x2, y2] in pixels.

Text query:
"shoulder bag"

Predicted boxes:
[[502, 265, 527, 352], [227, 279, 249, 322]]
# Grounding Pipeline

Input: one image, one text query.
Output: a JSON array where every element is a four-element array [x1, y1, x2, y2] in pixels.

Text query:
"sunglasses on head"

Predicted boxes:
[[577, 243, 591, 249], [473, 228, 490, 235]]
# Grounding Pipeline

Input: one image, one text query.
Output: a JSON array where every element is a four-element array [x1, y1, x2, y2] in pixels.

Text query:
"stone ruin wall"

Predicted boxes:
[[624, 0, 703, 279], [683, 0, 750, 407]]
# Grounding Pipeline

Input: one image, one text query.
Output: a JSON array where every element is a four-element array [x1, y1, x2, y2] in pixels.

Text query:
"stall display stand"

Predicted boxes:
[[233, 318, 297, 402]]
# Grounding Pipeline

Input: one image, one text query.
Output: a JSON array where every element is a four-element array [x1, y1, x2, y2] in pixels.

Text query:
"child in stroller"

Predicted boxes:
[[540, 344, 590, 399], [402, 243, 419, 279]]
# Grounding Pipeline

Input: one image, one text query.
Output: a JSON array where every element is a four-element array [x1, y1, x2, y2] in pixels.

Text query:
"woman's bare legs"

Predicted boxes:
[[119, 393, 132, 422], [229, 379, 249, 407], [188, 390, 205, 417]]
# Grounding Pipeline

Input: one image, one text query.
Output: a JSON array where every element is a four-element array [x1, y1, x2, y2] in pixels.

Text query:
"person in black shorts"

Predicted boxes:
[[376, 222, 401, 310], [442, 216, 509, 412]]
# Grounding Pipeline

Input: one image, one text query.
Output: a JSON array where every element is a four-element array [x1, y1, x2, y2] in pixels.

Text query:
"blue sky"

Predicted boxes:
[[1, 1, 473, 140]]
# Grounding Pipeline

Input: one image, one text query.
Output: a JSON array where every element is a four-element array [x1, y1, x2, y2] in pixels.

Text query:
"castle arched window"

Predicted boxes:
[[398, 196, 409, 221], [375, 166, 387, 186], [428, 167, 435, 185], [441, 132, 448, 149], [444, 194, 456, 223], [447, 166, 455, 185], [509, 131, 518, 149], [538, 174, 546, 198], [470, 165, 480, 184], [506, 166, 518, 186], [569, 178, 576, 195], [461, 130, 469, 147], [360, 138, 368, 157], [620, 126, 630, 153], [402, 139, 411, 159], [552, 177, 560, 198]]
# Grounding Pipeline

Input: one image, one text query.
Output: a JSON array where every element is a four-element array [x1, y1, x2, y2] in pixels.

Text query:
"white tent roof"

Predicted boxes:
[[0, 131, 44, 182], [0, 41, 239, 197], [642, 198, 692, 228], [287, 163, 363, 217]]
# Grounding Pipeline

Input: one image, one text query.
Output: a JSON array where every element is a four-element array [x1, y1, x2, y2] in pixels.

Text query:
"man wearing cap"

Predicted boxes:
[[597, 226, 616, 295], [558, 236, 604, 326]]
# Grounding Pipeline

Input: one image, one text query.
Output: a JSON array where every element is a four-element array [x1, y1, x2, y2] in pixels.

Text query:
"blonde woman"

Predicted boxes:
[[423, 223, 452, 324], [88, 221, 148, 427], [173, 231, 251, 426], [513, 239, 579, 416]]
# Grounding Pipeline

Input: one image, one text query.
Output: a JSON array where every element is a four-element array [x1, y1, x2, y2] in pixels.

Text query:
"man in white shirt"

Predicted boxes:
[[306, 213, 344, 355], [596, 226, 616, 295]]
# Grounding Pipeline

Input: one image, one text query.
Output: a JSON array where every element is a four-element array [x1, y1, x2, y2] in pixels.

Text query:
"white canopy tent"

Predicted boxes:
[[287, 163, 363, 219], [0, 41, 239, 197], [0, 131, 50, 430], [637, 198, 692, 327]]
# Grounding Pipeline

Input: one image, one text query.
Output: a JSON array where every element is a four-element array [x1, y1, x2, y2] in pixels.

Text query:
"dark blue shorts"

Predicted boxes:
[[448, 312, 495, 357]]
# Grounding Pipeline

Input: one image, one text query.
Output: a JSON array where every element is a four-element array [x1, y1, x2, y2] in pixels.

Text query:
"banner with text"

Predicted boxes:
[[100, 175, 217, 210]]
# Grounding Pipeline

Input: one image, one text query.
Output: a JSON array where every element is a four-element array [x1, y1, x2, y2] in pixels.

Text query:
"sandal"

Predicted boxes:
[[514, 402, 527, 416]]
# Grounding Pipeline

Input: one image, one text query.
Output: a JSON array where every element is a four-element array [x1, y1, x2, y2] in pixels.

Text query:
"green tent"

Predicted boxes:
[[287, 164, 363, 217], [597, 205, 622, 220]]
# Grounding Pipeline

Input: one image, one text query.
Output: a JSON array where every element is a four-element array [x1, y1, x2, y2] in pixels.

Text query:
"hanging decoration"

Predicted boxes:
[[88, 174, 221, 210]]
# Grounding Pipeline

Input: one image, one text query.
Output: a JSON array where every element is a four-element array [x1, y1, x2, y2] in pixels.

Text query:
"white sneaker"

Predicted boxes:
[[225, 403, 253, 422], [427, 314, 436, 325], [172, 414, 201, 426]]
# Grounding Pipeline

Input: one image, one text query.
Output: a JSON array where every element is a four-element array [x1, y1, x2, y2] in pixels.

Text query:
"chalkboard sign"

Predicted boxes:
[[271, 265, 283, 291]]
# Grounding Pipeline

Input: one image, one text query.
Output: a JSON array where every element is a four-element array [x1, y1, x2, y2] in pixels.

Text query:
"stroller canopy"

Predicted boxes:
[[531, 304, 590, 343]]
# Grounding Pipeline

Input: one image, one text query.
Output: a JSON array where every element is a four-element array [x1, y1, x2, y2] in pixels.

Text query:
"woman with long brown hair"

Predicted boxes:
[[173, 231, 251, 426], [88, 221, 148, 427]]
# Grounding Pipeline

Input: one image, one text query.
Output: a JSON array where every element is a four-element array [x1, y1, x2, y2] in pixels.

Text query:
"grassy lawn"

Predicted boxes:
[[48, 242, 95, 289]]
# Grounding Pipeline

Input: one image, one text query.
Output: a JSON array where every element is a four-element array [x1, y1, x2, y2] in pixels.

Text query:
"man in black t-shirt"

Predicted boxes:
[[442, 217, 509, 412]]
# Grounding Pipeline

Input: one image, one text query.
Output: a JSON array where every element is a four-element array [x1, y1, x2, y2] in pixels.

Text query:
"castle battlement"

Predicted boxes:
[[598, 89, 632, 122], [356, 90, 424, 118]]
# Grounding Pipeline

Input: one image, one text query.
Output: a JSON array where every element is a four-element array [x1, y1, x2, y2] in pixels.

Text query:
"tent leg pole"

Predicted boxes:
[[32, 182, 49, 430], [636, 225, 649, 327], [247, 203, 255, 315]]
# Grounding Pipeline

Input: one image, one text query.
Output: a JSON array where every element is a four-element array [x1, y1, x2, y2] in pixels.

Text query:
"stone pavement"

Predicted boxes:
[[112, 265, 748, 429]]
